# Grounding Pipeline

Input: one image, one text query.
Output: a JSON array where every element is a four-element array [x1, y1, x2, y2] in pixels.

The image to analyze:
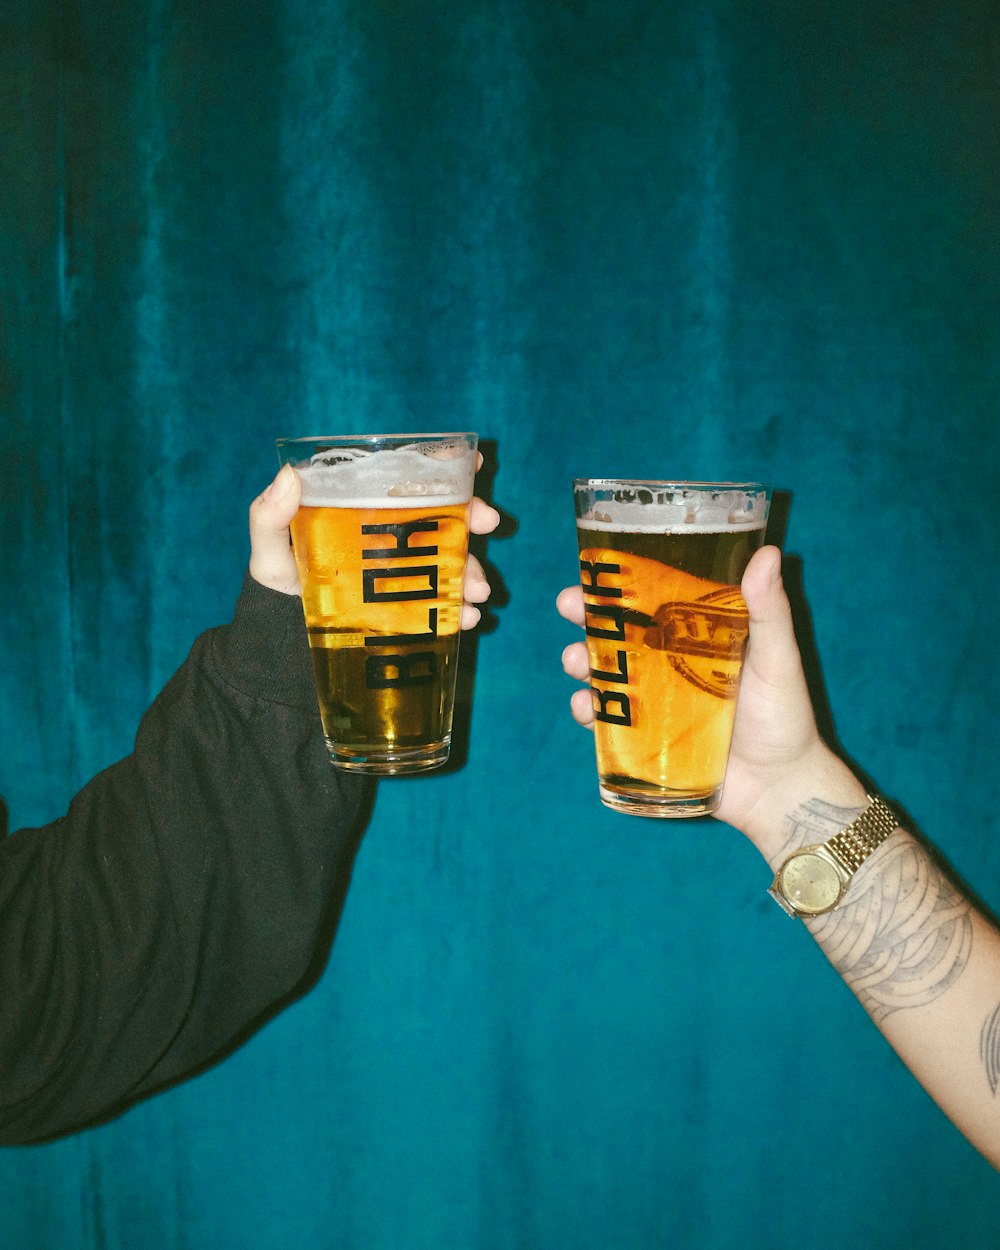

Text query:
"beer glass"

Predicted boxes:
[[574, 479, 771, 817], [277, 433, 478, 775]]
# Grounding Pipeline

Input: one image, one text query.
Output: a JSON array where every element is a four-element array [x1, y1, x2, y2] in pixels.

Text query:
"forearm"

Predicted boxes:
[[736, 747, 1000, 1169], [0, 577, 366, 1144]]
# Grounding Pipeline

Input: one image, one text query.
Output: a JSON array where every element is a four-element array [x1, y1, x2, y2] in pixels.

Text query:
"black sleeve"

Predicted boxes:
[[0, 576, 370, 1146]]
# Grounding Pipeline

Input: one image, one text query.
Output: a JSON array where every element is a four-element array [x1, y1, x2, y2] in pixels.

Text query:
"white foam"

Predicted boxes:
[[576, 486, 769, 534], [294, 442, 476, 508], [577, 518, 766, 534]]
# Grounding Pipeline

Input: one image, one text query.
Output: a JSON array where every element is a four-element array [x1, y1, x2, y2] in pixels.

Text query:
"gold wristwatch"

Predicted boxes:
[[768, 796, 898, 918]]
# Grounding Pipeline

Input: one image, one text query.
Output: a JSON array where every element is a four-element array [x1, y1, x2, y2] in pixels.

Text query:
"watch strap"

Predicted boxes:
[[825, 795, 898, 873]]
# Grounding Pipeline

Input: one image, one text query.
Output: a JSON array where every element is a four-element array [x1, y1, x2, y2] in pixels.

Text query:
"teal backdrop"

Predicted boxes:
[[2, 2, 999, 1247]]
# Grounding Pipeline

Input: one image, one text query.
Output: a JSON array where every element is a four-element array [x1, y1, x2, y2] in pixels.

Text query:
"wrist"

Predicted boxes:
[[212, 574, 317, 709], [736, 745, 870, 867]]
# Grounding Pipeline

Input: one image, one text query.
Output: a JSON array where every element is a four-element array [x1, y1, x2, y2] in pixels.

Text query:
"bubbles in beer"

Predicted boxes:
[[411, 438, 470, 460]]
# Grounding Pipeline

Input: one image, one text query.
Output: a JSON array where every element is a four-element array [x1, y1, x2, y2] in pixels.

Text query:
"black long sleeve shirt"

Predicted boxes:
[[0, 576, 368, 1145]]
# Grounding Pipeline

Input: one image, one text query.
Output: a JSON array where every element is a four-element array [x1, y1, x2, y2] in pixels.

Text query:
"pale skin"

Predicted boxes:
[[559, 545, 1000, 1170], [248, 459, 498, 626]]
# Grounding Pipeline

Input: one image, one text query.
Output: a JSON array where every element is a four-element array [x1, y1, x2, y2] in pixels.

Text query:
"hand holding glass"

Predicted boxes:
[[277, 433, 478, 775]]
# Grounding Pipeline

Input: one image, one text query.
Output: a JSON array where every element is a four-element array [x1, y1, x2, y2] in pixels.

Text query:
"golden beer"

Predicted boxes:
[[574, 481, 770, 817], [279, 435, 477, 774]]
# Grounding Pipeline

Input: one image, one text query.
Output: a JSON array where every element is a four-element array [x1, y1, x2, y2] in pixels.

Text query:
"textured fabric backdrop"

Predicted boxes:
[[2, 2, 999, 1247]]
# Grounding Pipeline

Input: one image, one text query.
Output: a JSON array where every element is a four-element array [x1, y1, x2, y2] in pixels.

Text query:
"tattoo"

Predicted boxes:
[[981, 1005, 1000, 1096], [784, 800, 974, 1024]]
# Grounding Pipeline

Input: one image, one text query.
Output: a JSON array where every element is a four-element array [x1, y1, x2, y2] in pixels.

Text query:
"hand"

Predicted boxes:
[[557, 546, 862, 852], [249, 461, 500, 629]]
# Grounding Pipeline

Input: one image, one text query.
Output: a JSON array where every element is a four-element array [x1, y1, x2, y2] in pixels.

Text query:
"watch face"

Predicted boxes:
[[777, 850, 844, 916]]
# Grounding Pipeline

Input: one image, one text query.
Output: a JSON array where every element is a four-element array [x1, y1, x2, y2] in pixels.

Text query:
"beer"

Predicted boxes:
[[574, 481, 770, 817], [279, 435, 478, 774]]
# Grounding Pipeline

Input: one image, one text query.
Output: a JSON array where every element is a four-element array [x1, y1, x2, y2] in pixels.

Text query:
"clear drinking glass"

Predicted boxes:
[[574, 479, 771, 816], [278, 433, 478, 775]]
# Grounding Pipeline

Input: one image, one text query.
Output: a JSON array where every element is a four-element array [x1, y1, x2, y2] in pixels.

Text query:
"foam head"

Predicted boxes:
[[574, 481, 770, 533], [280, 436, 478, 508]]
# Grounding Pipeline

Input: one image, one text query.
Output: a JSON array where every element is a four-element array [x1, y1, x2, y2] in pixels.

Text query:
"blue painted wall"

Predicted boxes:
[[2, 1, 999, 1246]]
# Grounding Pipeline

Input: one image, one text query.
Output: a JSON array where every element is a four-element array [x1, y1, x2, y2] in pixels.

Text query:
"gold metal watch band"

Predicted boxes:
[[825, 795, 899, 873]]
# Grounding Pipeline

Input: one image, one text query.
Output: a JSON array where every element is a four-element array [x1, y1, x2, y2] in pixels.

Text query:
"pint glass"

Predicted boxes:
[[277, 433, 478, 775], [574, 480, 771, 817]]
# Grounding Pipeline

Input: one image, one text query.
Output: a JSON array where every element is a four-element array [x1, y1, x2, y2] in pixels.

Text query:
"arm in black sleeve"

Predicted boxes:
[[0, 576, 369, 1145]]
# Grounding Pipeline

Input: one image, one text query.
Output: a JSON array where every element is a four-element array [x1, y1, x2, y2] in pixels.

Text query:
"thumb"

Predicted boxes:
[[740, 545, 802, 686], [248, 464, 302, 595]]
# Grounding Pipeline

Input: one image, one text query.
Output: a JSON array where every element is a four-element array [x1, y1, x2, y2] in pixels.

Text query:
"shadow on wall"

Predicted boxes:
[[767, 490, 839, 749]]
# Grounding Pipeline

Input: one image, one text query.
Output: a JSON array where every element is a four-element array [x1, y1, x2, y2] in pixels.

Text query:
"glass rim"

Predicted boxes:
[[573, 478, 771, 491], [276, 432, 477, 447]]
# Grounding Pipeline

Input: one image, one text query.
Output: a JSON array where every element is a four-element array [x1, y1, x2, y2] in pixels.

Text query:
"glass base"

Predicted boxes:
[[598, 780, 722, 819], [327, 739, 450, 776]]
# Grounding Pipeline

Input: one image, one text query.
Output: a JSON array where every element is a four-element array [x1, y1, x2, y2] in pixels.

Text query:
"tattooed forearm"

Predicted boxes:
[[813, 842, 972, 1022], [981, 1005, 1000, 1096], [783, 800, 974, 1024]]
